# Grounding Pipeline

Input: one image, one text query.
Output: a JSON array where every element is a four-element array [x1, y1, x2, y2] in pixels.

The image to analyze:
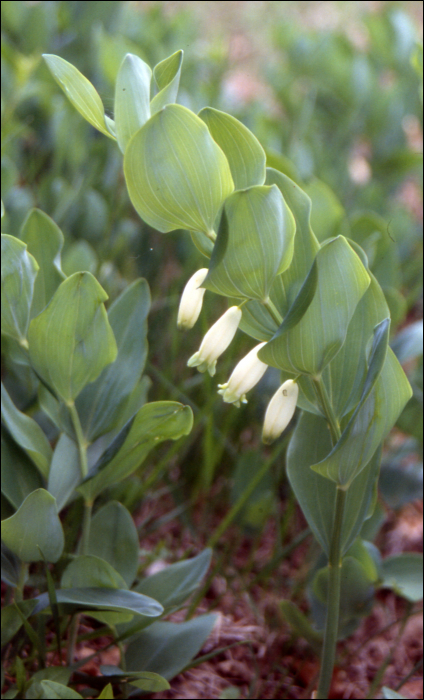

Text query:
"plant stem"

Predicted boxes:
[[312, 376, 345, 699], [67, 401, 88, 479], [80, 500, 93, 556], [264, 298, 283, 325], [312, 378, 341, 445], [316, 485, 346, 699]]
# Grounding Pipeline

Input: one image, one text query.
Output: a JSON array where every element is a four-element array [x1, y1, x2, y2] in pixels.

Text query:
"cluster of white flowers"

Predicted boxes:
[[178, 270, 298, 442]]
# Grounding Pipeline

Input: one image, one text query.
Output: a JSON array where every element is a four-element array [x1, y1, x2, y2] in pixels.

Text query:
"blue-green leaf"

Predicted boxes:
[[114, 54, 151, 153], [1, 234, 39, 345]]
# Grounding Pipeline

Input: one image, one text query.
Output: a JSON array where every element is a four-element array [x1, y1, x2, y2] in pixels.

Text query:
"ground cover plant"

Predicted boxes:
[[1, 2, 423, 699]]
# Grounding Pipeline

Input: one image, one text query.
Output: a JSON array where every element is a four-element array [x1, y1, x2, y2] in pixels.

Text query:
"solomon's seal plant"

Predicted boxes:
[[37, 49, 416, 698]]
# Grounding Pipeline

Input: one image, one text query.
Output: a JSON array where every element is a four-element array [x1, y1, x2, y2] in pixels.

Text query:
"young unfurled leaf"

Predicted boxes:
[[199, 107, 266, 190], [150, 50, 183, 115], [43, 54, 115, 139], [114, 53, 151, 153]]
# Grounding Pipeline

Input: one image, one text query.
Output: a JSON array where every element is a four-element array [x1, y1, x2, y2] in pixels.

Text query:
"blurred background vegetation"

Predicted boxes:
[[1, 0, 422, 570]]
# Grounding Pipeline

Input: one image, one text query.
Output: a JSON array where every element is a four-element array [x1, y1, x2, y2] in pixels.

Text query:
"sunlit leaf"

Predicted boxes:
[[150, 50, 183, 114], [203, 185, 295, 302], [199, 107, 266, 189], [43, 54, 115, 139], [114, 53, 151, 153], [123, 104, 234, 234], [78, 401, 193, 501]]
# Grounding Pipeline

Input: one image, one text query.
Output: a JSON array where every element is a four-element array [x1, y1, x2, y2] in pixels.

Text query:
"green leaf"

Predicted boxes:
[[286, 412, 381, 557], [28, 272, 117, 403], [114, 53, 151, 153], [1, 543, 21, 587], [20, 209, 65, 317], [1, 428, 44, 509], [87, 501, 140, 588], [123, 104, 234, 234], [78, 401, 193, 501], [265, 168, 319, 311], [75, 279, 150, 442], [1, 489, 64, 563], [199, 107, 266, 189], [97, 684, 114, 700], [320, 273, 391, 420], [47, 434, 80, 512], [303, 178, 345, 242], [43, 54, 115, 140], [381, 553, 423, 602], [279, 601, 322, 654], [311, 348, 412, 486], [203, 185, 295, 302], [125, 615, 217, 680], [259, 237, 370, 376], [36, 681, 83, 699], [99, 667, 170, 692], [1, 383, 52, 479], [134, 549, 212, 610], [1, 234, 39, 345], [150, 50, 183, 115], [1, 600, 37, 646], [61, 555, 128, 590], [32, 588, 163, 618]]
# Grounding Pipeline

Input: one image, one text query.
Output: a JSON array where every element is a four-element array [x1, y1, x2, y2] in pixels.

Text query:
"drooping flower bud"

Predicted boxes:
[[177, 268, 209, 330], [187, 306, 242, 377], [218, 342, 268, 407], [262, 379, 299, 444]]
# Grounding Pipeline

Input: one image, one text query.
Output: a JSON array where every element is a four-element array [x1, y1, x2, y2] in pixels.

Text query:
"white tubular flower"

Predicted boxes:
[[218, 342, 268, 407], [262, 379, 299, 444], [187, 306, 242, 377], [177, 268, 209, 330]]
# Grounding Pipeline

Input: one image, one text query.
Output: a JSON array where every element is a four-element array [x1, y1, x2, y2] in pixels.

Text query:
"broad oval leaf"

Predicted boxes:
[[114, 53, 152, 153], [259, 236, 370, 376], [61, 555, 128, 590], [125, 615, 217, 680], [1, 382, 52, 478], [1, 600, 37, 647], [87, 501, 140, 588], [43, 54, 115, 140], [134, 549, 212, 610], [32, 588, 163, 618], [203, 185, 295, 302], [20, 209, 65, 317], [1, 489, 64, 563], [123, 104, 234, 234], [28, 272, 117, 403], [1, 234, 39, 345], [150, 50, 183, 115], [75, 279, 150, 442], [199, 107, 266, 189], [311, 348, 413, 486], [78, 401, 193, 501], [287, 412, 381, 557], [381, 553, 423, 602], [37, 680, 82, 699]]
